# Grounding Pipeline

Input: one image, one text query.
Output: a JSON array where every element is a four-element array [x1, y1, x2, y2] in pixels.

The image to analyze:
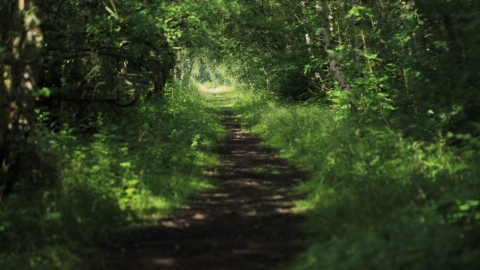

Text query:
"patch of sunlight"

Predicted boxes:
[[135, 195, 175, 220], [188, 177, 217, 190], [152, 258, 176, 267], [246, 209, 257, 216], [270, 169, 281, 175], [197, 83, 233, 94], [194, 152, 221, 166], [294, 199, 318, 212], [212, 193, 229, 197], [252, 167, 268, 173], [197, 83, 239, 108]]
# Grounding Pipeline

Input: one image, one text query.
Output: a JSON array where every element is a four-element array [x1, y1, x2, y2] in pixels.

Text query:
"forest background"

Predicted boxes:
[[1, 0, 479, 269]]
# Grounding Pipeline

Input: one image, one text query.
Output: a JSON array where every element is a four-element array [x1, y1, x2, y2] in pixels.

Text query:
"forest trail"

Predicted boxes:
[[104, 86, 307, 270]]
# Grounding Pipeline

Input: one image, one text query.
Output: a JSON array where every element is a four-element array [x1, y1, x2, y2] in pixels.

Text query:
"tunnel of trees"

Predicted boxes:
[[1, 0, 480, 269]]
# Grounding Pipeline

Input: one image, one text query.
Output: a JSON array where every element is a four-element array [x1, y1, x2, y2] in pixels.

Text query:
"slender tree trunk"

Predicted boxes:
[[0, 0, 43, 199], [317, 0, 350, 91], [301, 0, 315, 60], [352, 0, 364, 76], [301, 0, 323, 82]]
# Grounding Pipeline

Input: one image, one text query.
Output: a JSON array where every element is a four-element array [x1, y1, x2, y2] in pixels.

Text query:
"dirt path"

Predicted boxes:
[[104, 97, 306, 269]]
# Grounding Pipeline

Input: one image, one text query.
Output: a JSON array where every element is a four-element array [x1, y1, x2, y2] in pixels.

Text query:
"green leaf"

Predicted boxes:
[[91, 165, 101, 173], [120, 162, 131, 168], [125, 188, 136, 195]]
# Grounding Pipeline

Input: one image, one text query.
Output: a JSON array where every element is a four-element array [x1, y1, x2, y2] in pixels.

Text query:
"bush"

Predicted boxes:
[[235, 93, 480, 270], [0, 83, 225, 269]]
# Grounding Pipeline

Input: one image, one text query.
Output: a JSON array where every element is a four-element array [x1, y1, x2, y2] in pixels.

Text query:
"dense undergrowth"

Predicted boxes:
[[234, 89, 480, 270], [0, 83, 225, 270]]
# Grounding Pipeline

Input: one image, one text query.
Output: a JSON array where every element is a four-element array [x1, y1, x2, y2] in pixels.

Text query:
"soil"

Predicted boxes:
[[103, 110, 307, 270]]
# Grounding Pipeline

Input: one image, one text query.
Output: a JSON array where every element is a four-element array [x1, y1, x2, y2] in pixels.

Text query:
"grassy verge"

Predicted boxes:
[[0, 83, 225, 269], [234, 89, 480, 270]]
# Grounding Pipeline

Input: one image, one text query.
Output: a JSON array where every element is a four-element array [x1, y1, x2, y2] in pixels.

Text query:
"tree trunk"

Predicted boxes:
[[0, 0, 43, 199], [301, 0, 315, 60], [316, 0, 350, 91], [302, 0, 322, 81], [352, 0, 364, 76]]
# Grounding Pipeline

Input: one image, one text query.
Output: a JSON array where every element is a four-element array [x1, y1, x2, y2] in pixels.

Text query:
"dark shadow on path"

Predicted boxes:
[[103, 110, 307, 270]]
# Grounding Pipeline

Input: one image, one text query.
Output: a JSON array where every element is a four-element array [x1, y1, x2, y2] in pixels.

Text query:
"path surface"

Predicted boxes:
[[104, 87, 306, 269]]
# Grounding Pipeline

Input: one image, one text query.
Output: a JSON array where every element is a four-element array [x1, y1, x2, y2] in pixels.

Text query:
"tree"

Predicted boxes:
[[0, 0, 44, 199]]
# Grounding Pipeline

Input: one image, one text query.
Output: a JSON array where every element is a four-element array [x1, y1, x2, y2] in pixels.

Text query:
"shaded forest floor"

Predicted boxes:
[[102, 86, 308, 269]]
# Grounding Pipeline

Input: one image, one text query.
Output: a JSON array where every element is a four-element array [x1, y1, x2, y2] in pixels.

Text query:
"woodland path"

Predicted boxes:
[[104, 86, 307, 270]]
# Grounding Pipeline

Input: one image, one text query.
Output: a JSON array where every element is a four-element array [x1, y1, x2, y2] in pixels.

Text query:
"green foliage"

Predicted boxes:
[[209, 0, 480, 146], [36, 0, 242, 127], [0, 83, 225, 269], [208, 3, 480, 267], [2, 0, 480, 268], [235, 95, 480, 270]]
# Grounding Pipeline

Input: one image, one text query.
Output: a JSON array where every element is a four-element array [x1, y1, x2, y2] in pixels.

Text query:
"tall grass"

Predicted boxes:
[[0, 83, 225, 269], [235, 89, 480, 270]]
